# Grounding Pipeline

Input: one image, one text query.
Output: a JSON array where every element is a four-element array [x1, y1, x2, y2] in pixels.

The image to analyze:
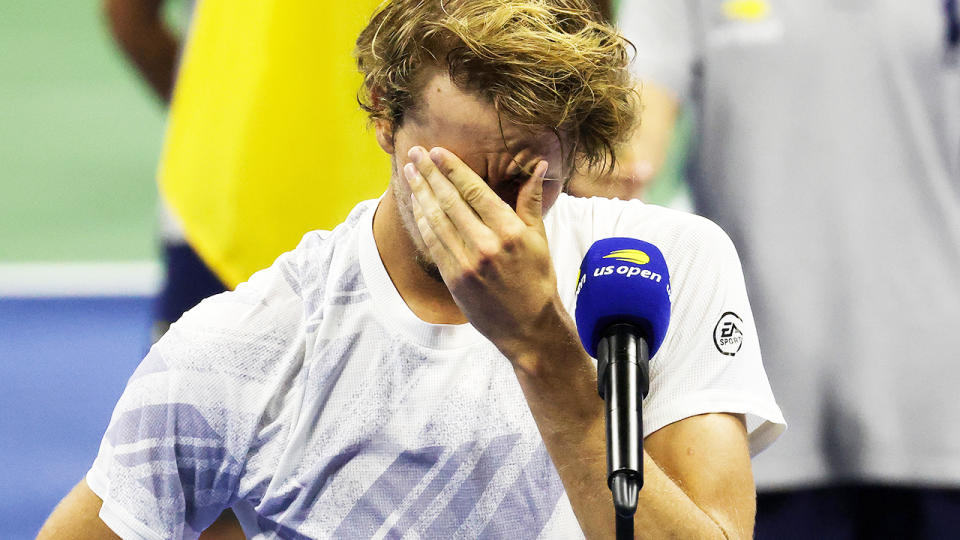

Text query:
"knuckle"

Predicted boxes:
[[426, 208, 446, 229], [500, 225, 525, 249], [436, 190, 459, 212], [461, 183, 487, 205], [475, 237, 502, 260], [473, 251, 494, 271], [458, 265, 481, 284]]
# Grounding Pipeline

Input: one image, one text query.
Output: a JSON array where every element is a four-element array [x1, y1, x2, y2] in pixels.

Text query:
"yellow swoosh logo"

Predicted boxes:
[[723, 0, 769, 20], [603, 249, 650, 265]]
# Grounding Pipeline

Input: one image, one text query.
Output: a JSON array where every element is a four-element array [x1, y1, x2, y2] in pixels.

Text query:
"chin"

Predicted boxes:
[[390, 184, 446, 284]]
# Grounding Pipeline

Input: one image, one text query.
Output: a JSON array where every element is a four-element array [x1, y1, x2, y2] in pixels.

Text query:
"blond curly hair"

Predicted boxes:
[[355, 0, 637, 173]]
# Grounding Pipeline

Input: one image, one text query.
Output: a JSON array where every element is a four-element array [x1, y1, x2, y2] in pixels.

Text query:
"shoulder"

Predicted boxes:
[[246, 198, 378, 308], [548, 193, 738, 266], [157, 199, 380, 385]]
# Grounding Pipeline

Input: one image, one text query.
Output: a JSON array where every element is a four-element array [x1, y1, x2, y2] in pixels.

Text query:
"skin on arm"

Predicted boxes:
[[644, 412, 755, 538], [509, 313, 755, 539], [38, 480, 245, 539], [102, 0, 179, 102], [406, 146, 755, 538], [37, 480, 120, 540], [566, 82, 680, 201]]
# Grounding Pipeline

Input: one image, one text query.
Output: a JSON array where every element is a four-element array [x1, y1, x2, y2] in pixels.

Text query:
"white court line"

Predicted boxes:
[[0, 262, 161, 297]]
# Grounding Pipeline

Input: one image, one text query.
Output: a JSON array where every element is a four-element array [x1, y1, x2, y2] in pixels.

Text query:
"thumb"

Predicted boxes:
[[517, 160, 548, 226]]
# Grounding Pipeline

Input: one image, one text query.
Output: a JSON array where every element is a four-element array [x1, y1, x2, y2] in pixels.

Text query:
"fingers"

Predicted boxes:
[[420, 147, 517, 230], [517, 160, 548, 226], [403, 159, 470, 266], [408, 147, 497, 238], [405, 146, 548, 273], [409, 190, 455, 279]]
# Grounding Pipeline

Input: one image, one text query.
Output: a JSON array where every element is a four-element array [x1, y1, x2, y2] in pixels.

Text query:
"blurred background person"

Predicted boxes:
[[105, 0, 390, 339], [576, 1, 960, 538], [104, 0, 226, 341], [103, 0, 180, 103]]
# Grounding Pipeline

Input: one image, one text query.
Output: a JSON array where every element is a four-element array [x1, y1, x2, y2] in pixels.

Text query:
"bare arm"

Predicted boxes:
[[566, 82, 680, 201], [511, 315, 754, 539], [37, 480, 121, 540], [39, 480, 245, 539], [516, 334, 755, 538], [102, 0, 179, 102]]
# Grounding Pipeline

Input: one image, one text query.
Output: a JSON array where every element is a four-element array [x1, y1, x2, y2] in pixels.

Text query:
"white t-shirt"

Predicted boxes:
[[87, 194, 784, 539]]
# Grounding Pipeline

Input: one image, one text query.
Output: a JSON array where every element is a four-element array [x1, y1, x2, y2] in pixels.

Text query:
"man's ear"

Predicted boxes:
[[375, 118, 396, 154]]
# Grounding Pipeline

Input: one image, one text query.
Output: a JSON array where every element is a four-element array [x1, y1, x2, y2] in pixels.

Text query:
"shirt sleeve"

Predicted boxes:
[[616, 0, 698, 100], [86, 251, 305, 539], [637, 216, 785, 456]]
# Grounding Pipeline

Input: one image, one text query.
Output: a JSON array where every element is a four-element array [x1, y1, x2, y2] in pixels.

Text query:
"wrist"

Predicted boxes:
[[509, 299, 603, 433], [509, 296, 592, 380]]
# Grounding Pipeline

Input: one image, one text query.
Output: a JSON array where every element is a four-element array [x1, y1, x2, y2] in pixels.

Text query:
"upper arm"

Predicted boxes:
[[645, 413, 756, 539], [38, 480, 121, 540], [75, 257, 303, 537], [39, 480, 246, 540]]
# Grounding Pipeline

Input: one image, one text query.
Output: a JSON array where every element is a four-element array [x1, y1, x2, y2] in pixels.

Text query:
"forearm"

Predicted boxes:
[[103, 0, 178, 102], [511, 308, 736, 539]]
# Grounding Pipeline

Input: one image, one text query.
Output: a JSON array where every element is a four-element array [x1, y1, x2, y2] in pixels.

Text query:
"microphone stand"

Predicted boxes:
[[597, 324, 650, 540]]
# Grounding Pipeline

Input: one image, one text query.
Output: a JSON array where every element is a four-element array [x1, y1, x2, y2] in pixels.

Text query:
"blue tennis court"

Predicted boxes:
[[0, 296, 154, 539]]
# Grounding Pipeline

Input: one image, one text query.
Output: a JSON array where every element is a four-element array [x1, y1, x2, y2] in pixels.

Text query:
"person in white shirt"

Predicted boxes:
[[40, 1, 783, 538]]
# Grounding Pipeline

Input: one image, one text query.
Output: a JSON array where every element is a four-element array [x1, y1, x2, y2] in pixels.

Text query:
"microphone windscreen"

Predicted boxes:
[[575, 237, 671, 358]]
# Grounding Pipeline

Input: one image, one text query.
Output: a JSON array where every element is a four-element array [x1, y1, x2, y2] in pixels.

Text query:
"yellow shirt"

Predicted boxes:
[[158, 0, 389, 287]]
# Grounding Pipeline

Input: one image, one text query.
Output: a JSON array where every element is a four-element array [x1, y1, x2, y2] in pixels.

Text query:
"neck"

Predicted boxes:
[[372, 186, 468, 325]]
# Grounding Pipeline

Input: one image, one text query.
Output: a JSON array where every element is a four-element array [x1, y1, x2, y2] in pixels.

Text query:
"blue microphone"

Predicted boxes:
[[575, 237, 671, 526]]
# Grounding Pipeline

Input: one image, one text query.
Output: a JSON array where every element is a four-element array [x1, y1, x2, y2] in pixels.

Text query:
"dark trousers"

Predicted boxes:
[[756, 486, 960, 540], [154, 242, 227, 339]]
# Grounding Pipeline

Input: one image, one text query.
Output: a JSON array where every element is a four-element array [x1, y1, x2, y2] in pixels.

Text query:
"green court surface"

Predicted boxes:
[[0, 0, 183, 264]]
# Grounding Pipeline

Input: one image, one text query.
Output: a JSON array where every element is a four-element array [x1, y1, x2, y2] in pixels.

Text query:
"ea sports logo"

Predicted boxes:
[[713, 312, 744, 356]]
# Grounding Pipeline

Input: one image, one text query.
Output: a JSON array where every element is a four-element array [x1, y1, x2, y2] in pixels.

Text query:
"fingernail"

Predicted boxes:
[[536, 160, 548, 177], [410, 193, 423, 216], [429, 147, 444, 164], [403, 162, 418, 182], [408, 146, 423, 163]]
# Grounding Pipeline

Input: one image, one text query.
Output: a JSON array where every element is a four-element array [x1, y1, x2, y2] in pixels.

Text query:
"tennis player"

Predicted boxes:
[[40, 1, 783, 538]]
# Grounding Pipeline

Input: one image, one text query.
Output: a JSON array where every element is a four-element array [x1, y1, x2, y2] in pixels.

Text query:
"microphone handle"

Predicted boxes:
[[597, 323, 650, 519]]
